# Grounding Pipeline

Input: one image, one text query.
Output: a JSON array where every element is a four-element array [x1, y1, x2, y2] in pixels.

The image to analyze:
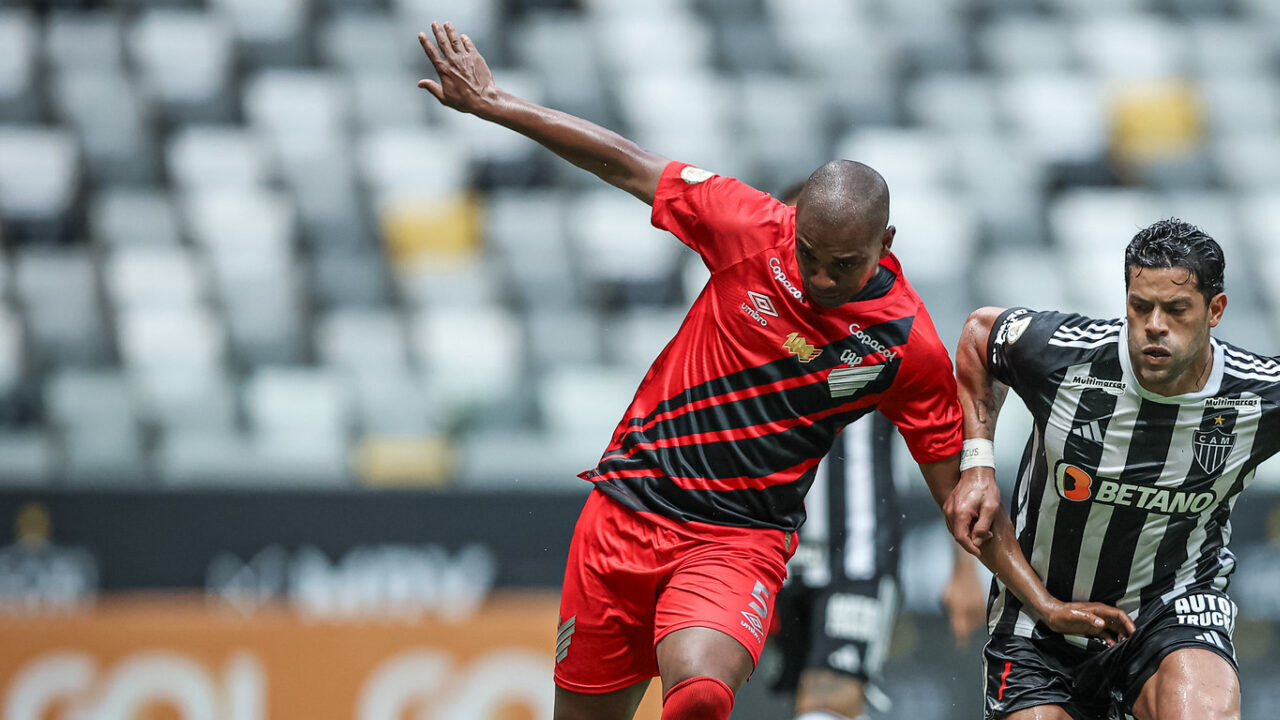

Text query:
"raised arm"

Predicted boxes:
[[417, 22, 668, 204]]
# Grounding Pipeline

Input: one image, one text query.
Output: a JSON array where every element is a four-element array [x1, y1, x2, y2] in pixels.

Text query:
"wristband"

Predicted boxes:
[[959, 438, 996, 471]]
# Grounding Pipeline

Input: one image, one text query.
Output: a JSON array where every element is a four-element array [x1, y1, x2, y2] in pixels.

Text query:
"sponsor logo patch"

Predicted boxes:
[[679, 166, 714, 184], [1192, 426, 1235, 475], [1069, 374, 1126, 396], [768, 257, 804, 300], [1052, 462, 1217, 514], [783, 332, 823, 363]]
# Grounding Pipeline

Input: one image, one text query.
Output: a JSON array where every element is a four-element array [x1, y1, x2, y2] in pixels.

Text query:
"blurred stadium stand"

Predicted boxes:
[[2, 0, 1280, 716], [0, 0, 1275, 491]]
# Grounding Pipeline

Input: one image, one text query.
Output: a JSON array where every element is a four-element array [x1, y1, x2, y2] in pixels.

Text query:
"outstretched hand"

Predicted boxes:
[[417, 21, 496, 114], [1041, 600, 1136, 646]]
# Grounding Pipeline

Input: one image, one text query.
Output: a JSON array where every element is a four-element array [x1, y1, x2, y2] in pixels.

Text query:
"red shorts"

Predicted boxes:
[[554, 488, 796, 694]]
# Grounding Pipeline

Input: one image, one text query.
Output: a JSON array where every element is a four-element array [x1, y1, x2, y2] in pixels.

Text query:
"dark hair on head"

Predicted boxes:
[[1124, 218, 1225, 303]]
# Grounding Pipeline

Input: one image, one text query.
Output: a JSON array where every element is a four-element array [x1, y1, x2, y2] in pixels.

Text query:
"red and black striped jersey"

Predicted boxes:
[[580, 162, 963, 532]]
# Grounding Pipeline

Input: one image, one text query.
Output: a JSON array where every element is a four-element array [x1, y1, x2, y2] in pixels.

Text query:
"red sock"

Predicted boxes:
[[661, 676, 734, 720]]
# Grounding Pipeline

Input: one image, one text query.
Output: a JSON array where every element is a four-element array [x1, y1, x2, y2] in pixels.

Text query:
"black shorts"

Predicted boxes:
[[983, 589, 1239, 720], [770, 575, 899, 695]]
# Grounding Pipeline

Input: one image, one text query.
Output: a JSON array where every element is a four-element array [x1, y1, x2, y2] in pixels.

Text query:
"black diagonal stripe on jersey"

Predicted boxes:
[[1085, 399, 1182, 607], [603, 404, 871, 483], [632, 359, 901, 446], [597, 465, 822, 530], [1140, 406, 1239, 608], [628, 315, 916, 432], [1036, 361, 1122, 606]]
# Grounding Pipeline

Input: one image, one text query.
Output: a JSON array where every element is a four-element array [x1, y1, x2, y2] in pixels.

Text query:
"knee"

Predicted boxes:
[[661, 676, 734, 720]]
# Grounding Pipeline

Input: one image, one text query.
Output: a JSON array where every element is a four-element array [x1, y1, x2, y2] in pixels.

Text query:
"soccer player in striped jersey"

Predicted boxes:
[[417, 22, 1129, 720], [956, 219, 1280, 720]]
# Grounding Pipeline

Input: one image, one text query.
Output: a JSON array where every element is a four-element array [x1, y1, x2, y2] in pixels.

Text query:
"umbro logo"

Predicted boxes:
[[747, 291, 778, 317]]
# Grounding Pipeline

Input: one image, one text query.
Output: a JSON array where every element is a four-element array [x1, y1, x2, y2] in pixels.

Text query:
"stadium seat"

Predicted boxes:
[[117, 305, 227, 374], [14, 248, 111, 366], [1199, 75, 1280, 137], [1212, 133, 1280, 190], [905, 73, 1000, 133], [63, 422, 150, 486], [998, 71, 1109, 166], [454, 428, 597, 490], [349, 370, 438, 436], [0, 127, 81, 236], [485, 190, 578, 309], [44, 368, 137, 432], [567, 189, 683, 290], [91, 189, 183, 248], [1187, 20, 1271, 77], [315, 308, 412, 375], [155, 429, 263, 487], [51, 69, 156, 185], [166, 125, 274, 190], [310, 246, 393, 309], [244, 366, 351, 438], [508, 13, 612, 127], [409, 303, 524, 418], [978, 16, 1073, 74], [208, 0, 309, 67], [129, 9, 235, 121], [133, 367, 239, 434], [1048, 188, 1163, 255], [348, 70, 432, 131], [0, 306, 22, 396], [835, 127, 956, 192], [44, 10, 125, 72], [0, 10, 38, 122], [537, 365, 640, 440], [607, 309, 691, 376], [1070, 13, 1188, 80], [320, 12, 416, 72], [0, 432, 57, 487], [733, 74, 827, 192], [523, 306, 606, 370]]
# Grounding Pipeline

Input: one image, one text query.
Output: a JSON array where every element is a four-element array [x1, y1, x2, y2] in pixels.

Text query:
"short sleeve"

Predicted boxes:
[[650, 161, 791, 272], [877, 319, 964, 465], [987, 307, 1071, 394]]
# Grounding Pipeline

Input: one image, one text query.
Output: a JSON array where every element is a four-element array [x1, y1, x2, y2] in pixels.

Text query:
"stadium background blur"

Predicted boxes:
[[2, 0, 1280, 717]]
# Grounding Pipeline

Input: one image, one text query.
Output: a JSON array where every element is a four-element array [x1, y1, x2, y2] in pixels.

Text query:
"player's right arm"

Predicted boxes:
[[416, 22, 668, 204], [953, 307, 1136, 643]]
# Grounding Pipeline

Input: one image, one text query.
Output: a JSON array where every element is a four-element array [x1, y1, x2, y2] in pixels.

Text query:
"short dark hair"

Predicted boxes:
[[1124, 218, 1225, 303]]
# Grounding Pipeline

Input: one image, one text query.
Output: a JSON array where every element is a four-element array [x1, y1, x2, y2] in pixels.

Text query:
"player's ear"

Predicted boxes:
[[879, 226, 895, 258], [1207, 292, 1227, 328]]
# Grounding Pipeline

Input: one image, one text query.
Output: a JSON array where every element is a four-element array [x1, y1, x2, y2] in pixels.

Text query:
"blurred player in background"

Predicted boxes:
[[770, 412, 987, 720], [956, 219, 1280, 719], [768, 186, 987, 720], [417, 22, 1131, 720]]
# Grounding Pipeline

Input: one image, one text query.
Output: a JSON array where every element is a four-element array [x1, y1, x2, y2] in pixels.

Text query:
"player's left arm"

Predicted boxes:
[[917, 458, 1135, 644]]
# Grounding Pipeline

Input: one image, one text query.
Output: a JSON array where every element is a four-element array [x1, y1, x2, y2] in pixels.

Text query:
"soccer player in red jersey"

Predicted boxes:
[[416, 22, 1132, 720]]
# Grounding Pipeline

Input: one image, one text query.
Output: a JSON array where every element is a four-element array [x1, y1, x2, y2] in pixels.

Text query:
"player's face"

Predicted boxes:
[[1125, 266, 1227, 396], [794, 218, 895, 309]]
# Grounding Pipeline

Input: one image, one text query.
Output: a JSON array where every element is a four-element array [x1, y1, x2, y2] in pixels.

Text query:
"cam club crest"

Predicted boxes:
[[1193, 427, 1235, 475]]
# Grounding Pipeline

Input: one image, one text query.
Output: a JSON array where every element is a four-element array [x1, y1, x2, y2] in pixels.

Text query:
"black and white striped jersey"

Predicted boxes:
[[789, 412, 901, 588], [986, 307, 1280, 643]]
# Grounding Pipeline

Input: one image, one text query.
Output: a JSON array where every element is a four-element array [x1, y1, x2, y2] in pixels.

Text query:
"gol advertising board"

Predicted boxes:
[[0, 592, 663, 720]]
